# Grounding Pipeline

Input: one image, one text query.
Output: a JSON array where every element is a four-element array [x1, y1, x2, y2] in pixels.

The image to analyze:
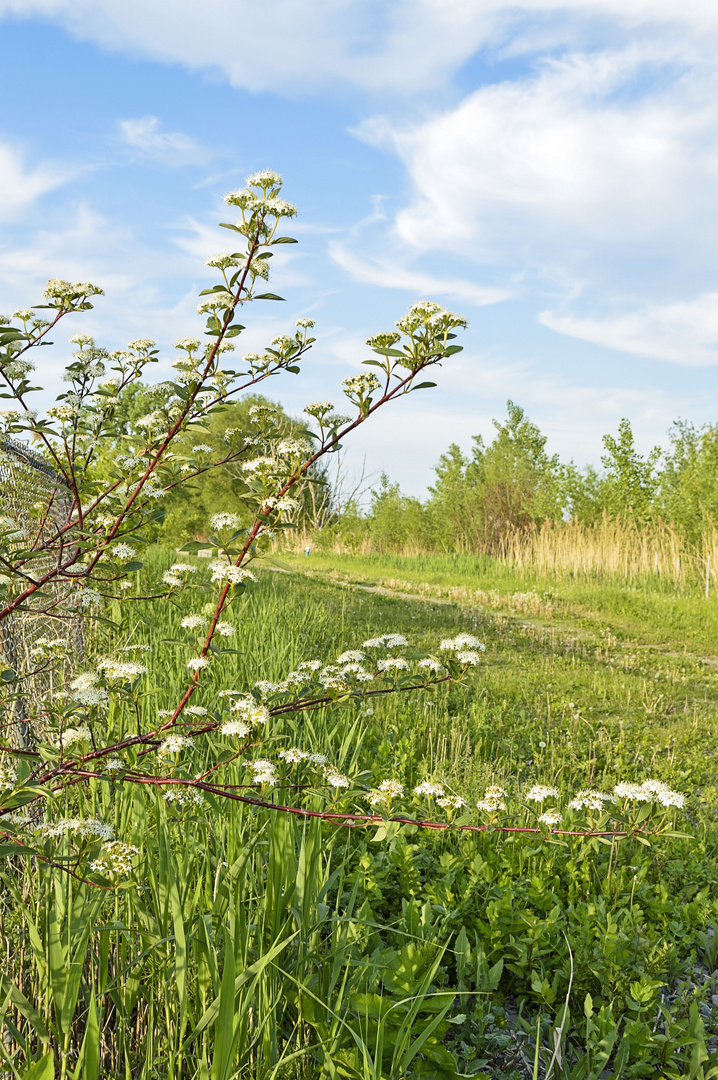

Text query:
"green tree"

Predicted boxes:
[[600, 418, 661, 523], [656, 420, 718, 541]]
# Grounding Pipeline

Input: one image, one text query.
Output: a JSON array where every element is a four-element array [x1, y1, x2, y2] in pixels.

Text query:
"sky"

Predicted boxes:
[[1, 0, 718, 497]]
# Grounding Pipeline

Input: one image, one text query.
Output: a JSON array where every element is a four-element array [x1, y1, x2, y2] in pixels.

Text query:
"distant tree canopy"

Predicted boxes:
[[92, 386, 332, 542], [320, 401, 718, 554]]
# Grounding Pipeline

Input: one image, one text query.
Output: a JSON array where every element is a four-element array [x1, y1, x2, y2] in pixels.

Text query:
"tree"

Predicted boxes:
[[600, 418, 661, 522]]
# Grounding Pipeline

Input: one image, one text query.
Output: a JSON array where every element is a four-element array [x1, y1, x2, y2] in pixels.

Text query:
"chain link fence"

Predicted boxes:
[[0, 436, 85, 748]]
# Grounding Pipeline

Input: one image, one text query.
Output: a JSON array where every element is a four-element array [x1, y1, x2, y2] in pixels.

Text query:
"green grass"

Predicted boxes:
[[283, 548, 718, 655], [2, 547, 718, 1078]]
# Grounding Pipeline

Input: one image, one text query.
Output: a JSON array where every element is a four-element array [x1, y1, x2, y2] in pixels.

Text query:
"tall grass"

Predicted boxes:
[[297, 515, 718, 592]]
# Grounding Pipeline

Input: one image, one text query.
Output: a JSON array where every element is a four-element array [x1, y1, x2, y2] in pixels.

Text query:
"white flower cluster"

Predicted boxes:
[[34, 817, 114, 841], [210, 512, 241, 532], [0, 761, 17, 790], [97, 657, 147, 681], [376, 657, 410, 673], [216, 621, 235, 637], [91, 840, 139, 876], [413, 781, 445, 799], [55, 726, 92, 751], [362, 634, 408, 649], [43, 278, 104, 303], [395, 300, 467, 337], [342, 372, 381, 398], [227, 696, 270, 727], [437, 795, 467, 812], [278, 748, 328, 766], [567, 790, 616, 812], [187, 657, 211, 673], [160, 735, 194, 754], [477, 785, 507, 815], [164, 788, 205, 809], [525, 785, 560, 803], [613, 779, 685, 808], [209, 561, 255, 586], [365, 779, 404, 807], [251, 759, 277, 786], [180, 614, 206, 631]]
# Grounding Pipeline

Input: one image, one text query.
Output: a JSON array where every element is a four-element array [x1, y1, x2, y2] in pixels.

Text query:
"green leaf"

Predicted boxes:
[[411, 382, 437, 390], [271, 236, 298, 244], [19, 1052, 55, 1079], [0, 668, 15, 682], [123, 561, 144, 572], [253, 292, 286, 301], [218, 222, 243, 233], [198, 285, 231, 296], [225, 325, 244, 337]]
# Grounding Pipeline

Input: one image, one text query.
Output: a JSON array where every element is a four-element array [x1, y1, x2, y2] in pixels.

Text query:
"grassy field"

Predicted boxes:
[[2, 547, 718, 1078]]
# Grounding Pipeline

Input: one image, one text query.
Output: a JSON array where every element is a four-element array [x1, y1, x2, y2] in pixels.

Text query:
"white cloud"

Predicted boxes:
[[118, 116, 206, 165], [2, 0, 718, 95], [360, 46, 718, 268], [0, 142, 71, 221], [328, 241, 510, 307], [540, 292, 718, 365]]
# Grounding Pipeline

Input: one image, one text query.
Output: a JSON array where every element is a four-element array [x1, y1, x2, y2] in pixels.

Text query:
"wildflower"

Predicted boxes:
[[205, 253, 240, 270], [0, 761, 17, 790], [164, 788, 205, 808], [365, 778, 404, 807], [161, 735, 194, 754], [342, 372, 380, 398], [525, 785, 560, 803], [439, 635, 486, 652], [169, 563, 197, 574], [210, 511, 241, 532], [174, 337, 200, 352], [104, 758, 125, 772], [455, 650, 483, 666], [538, 809, 562, 827], [246, 169, 283, 188], [254, 680, 280, 698], [209, 562, 255, 585], [568, 790, 616, 812], [97, 658, 147, 680], [215, 621, 235, 636], [228, 697, 270, 726], [270, 335, 293, 352], [377, 657, 410, 673], [35, 817, 113, 840], [192, 444, 213, 454], [413, 781, 445, 799], [74, 687, 109, 708], [324, 770, 350, 789], [296, 317, 315, 329], [181, 614, 206, 631], [437, 795, 467, 812], [187, 657, 211, 673], [418, 657, 443, 673], [91, 840, 139, 876], [279, 748, 310, 764], [197, 292, 234, 314], [337, 649, 365, 663], [250, 759, 277, 785], [614, 782, 653, 803], [117, 581, 134, 591], [71, 672, 100, 692], [185, 705, 208, 716], [111, 542, 137, 562], [366, 331, 401, 349], [157, 709, 174, 719], [163, 572, 182, 588], [55, 726, 92, 751], [309, 752, 328, 765], [220, 719, 252, 737]]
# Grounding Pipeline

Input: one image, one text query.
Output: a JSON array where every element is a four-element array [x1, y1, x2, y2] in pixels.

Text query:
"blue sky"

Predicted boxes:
[[1, 1, 718, 496]]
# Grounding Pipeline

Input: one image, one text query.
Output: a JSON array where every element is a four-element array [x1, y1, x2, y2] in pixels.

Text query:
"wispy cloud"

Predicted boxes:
[[0, 141, 72, 221], [540, 292, 718, 365], [118, 116, 207, 165], [329, 242, 510, 307]]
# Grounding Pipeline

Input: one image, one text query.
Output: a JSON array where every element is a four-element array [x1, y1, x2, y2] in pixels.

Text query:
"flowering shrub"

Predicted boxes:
[[0, 173, 701, 1079]]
